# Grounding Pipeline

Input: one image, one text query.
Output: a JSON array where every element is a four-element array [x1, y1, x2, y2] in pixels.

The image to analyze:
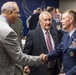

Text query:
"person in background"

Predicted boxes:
[[26, 7, 42, 30], [46, 9, 76, 75], [54, 8, 62, 28], [23, 11, 60, 75], [56, 8, 62, 18], [0, 1, 47, 75]]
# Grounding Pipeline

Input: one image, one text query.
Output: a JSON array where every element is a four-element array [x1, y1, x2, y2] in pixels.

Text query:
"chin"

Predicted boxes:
[[45, 28, 50, 31], [63, 25, 65, 29], [11, 22, 15, 24], [11, 21, 16, 24]]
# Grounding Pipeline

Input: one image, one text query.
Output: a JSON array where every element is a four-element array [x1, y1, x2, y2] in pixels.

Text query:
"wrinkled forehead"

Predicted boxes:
[[43, 13, 51, 17], [62, 12, 70, 18], [41, 13, 52, 19], [14, 3, 19, 11]]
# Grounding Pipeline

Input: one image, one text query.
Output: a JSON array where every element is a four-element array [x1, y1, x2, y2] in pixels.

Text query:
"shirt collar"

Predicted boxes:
[[41, 26, 50, 34], [0, 15, 11, 26], [69, 28, 76, 37]]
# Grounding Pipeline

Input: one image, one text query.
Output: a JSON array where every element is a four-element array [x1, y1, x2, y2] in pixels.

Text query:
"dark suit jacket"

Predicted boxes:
[[29, 13, 40, 30], [51, 18, 57, 33], [23, 25, 60, 75], [48, 30, 76, 75], [51, 19, 63, 42]]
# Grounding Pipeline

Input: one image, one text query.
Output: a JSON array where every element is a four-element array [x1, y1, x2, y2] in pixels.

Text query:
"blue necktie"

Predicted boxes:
[[66, 33, 70, 43]]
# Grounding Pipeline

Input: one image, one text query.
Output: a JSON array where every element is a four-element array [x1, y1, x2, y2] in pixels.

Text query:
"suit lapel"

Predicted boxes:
[[63, 30, 76, 52], [37, 25, 48, 51], [63, 36, 72, 52], [63, 33, 69, 51], [50, 30, 58, 48]]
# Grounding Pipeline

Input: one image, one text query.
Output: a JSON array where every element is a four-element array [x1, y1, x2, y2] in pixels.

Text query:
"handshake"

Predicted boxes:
[[24, 53, 48, 74], [40, 53, 48, 65]]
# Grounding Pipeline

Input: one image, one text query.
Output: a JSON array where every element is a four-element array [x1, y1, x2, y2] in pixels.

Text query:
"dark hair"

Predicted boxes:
[[46, 6, 55, 12]]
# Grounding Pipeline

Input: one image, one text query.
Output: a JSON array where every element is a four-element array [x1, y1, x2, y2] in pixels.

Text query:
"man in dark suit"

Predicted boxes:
[[23, 11, 60, 75], [46, 10, 76, 75]]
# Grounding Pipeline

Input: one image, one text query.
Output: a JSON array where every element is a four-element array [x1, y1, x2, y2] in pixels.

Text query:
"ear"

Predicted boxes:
[[70, 16, 74, 23]]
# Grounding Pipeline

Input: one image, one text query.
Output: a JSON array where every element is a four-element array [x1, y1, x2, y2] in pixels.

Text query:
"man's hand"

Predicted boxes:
[[24, 66, 30, 74], [40, 53, 48, 64], [59, 73, 65, 75]]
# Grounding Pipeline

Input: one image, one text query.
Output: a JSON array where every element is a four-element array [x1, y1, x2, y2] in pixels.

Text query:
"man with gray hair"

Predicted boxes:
[[0, 1, 47, 75], [23, 11, 60, 75]]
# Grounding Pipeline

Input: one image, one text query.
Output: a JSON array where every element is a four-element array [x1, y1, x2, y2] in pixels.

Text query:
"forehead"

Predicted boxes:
[[62, 12, 69, 18], [41, 13, 51, 19], [14, 3, 19, 11]]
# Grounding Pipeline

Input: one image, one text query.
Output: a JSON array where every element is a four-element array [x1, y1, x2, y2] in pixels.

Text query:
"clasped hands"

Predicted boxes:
[[40, 53, 48, 65], [24, 54, 66, 75], [24, 53, 48, 74]]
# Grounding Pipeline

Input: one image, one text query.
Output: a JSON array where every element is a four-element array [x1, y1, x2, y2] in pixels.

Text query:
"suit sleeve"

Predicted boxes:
[[4, 31, 41, 66], [66, 66, 76, 75], [23, 32, 33, 55], [48, 41, 63, 61]]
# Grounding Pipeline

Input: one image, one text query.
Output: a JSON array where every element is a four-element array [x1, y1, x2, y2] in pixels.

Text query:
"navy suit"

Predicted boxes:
[[23, 25, 60, 75], [48, 30, 76, 75], [51, 18, 57, 33]]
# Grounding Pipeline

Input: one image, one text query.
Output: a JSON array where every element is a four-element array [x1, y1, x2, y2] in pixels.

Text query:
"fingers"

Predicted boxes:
[[24, 66, 30, 74], [40, 53, 48, 65], [58, 73, 65, 75], [43, 54, 48, 60]]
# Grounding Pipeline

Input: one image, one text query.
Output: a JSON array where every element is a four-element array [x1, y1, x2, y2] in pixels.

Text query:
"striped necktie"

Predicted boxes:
[[46, 31, 53, 52]]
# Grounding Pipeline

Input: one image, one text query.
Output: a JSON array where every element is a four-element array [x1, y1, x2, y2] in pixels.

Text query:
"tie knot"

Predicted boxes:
[[46, 31, 49, 34], [67, 33, 70, 38]]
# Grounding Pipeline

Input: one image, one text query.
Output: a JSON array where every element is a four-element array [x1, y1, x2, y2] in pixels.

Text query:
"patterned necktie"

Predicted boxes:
[[46, 31, 53, 52]]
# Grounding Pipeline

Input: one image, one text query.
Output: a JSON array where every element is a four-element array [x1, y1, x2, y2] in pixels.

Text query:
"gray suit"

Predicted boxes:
[[11, 18, 23, 48], [11, 18, 24, 75], [0, 15, 41, 75]]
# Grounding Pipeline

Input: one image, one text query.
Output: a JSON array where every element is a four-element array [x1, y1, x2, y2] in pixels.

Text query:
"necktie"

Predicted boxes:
[[46, 31, 55, 68], [64, 33, 71, 49], [66, 33, 70, 43], [46, 31, 53, 52]]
